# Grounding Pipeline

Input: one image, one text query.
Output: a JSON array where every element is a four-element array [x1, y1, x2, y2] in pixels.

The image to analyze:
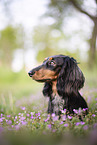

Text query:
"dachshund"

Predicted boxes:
[[28, 55, 88, 119]]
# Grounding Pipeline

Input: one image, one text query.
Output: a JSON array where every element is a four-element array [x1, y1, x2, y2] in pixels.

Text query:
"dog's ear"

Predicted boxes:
[[57, 57, 85, 96], [42, 82, 52, 97]]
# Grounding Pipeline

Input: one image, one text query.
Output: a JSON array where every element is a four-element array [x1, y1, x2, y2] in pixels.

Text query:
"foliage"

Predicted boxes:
[[0, 25, 24, 67], [0, 67, 97, 145], [33, 24, 82, 62], [45, 0, 97, 66], [0, 104, 97, 145]]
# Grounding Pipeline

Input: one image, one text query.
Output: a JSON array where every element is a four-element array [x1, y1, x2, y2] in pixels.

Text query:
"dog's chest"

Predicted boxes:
[[51, 93, 64, 115]]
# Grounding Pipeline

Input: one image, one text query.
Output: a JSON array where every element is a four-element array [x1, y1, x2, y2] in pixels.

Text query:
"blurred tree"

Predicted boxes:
[[33, 25, 65, 61], [0, 25, 24, 67], [46, 0, 97, 66], [33, 24, 81, 62]]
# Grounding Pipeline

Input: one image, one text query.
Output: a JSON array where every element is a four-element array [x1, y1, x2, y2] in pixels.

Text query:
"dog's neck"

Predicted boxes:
[[52, 80, 58, 96]]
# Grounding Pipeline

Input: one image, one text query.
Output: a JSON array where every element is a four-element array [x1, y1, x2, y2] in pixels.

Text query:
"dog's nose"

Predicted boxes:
[[28, 71, 35, 77]]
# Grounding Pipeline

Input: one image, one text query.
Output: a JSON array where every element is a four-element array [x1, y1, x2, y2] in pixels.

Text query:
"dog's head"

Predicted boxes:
[[28, 55, 85, 96], [28, 55, 65, 82]]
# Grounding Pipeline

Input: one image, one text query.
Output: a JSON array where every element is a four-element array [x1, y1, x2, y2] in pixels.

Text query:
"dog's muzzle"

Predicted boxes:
[[28, 71, 35, 77]]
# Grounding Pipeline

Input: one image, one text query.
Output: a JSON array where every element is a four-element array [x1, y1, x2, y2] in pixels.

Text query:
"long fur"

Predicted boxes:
[[43, 56, 88, 115]]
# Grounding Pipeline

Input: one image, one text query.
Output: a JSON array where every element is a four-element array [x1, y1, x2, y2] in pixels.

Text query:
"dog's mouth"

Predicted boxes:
[[33, 78, 57, 82]]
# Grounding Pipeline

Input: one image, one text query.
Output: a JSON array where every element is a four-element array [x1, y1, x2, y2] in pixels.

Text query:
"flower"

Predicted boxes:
[[92, 114, 96, 117], [38, 112, 41, 116], [83, 125, 88, 130], [81, 122, 85, 125], [52, 113, 55, 117], [48, 124, 52, 129], [1, 114, 3, 117], [7, 115, 11, 118], [44, 118, 49, 122], [75, 122, 80, 126], [60, 121, 63, 124], [22, 121, 27, 125], [27, 114, 30, 117], [64, 124, 68, 127], [0, 118, 3, 123], [19, 117, 26, 121], [7, 120, 12, 125], [73, 109, 78, 114], [68, 116, 72, 120], [52, 116, 59, 121], [61, 109, 66, 114], [15, 116, 17, 120], [62, 115, 66, 121], [15, 125, 20, 130], [52, 129, 56, 132], [31, 115, 33, 119], [21, 107, 26, 110]]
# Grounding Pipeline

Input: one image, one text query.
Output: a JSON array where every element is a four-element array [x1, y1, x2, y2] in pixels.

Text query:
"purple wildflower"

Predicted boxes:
[[62, 115, 66, 121], [52, 116, 59, 121], [92, 114, 96, 117], [52, 129, 56, 132], [15, 125, 20, 130], [20, 117, 26, 121], [1, 114, 3, 117], [18, 113, 21, 115], [64, 123, 68, 127], [52, 113, 55, 117], [15, 116, 17, 120], [21, 107, 26, 110], [22, 121, 27, 125], [48, 124, 52, 129], [31, 115, 33, 119], [81, 122, 85, 125], [83, 125, 88, 130], [60, 121, 63, 124], [75, 122, 80, 126], [27, 114, 30, 117], [0, 118, 3, 123], [68, 115, 72, 120], [11, 125, 14, 128], [6, 119, 8, 122], [7, 120, 12, 125], [61, 109, 66, 114], [38, 112, 41, 116], [39, 117, 41, 119], [73, 109, 78, 114], [44, 118, 49, 122], [7, 115, 11, 118]]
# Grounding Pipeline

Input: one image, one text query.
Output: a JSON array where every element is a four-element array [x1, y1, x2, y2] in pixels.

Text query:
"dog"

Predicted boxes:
[[28, 55, 88, 119]]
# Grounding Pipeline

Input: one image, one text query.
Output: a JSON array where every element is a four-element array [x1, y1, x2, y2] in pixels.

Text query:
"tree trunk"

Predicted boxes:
[[89, 18, 97, 67]]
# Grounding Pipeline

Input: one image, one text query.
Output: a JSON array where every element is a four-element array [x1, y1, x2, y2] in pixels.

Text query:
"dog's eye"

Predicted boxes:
[[48, 61, 56, 66]]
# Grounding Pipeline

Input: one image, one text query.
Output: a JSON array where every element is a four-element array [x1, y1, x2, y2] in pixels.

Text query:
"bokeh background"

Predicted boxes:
[[0, 0, 97, 114]]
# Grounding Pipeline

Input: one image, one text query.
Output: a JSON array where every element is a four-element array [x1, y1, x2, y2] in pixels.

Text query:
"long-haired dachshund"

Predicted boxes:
[[28, 55, 88, 119]]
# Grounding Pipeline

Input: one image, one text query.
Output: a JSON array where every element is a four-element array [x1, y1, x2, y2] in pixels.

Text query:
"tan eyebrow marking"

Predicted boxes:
[[49, 57, 53, 61]]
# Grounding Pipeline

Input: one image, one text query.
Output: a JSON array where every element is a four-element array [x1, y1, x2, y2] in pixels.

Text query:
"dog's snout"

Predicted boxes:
[[28, 71, 35, 77]]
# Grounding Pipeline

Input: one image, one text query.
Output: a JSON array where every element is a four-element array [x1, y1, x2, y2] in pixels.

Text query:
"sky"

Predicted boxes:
[[0, 0, 96, 72], [0, 0, 49, 72], [0, 0, 48, 30]]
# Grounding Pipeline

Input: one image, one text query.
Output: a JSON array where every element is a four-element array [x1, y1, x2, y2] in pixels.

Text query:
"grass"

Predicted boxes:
[[0, 67, 97, 145]]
